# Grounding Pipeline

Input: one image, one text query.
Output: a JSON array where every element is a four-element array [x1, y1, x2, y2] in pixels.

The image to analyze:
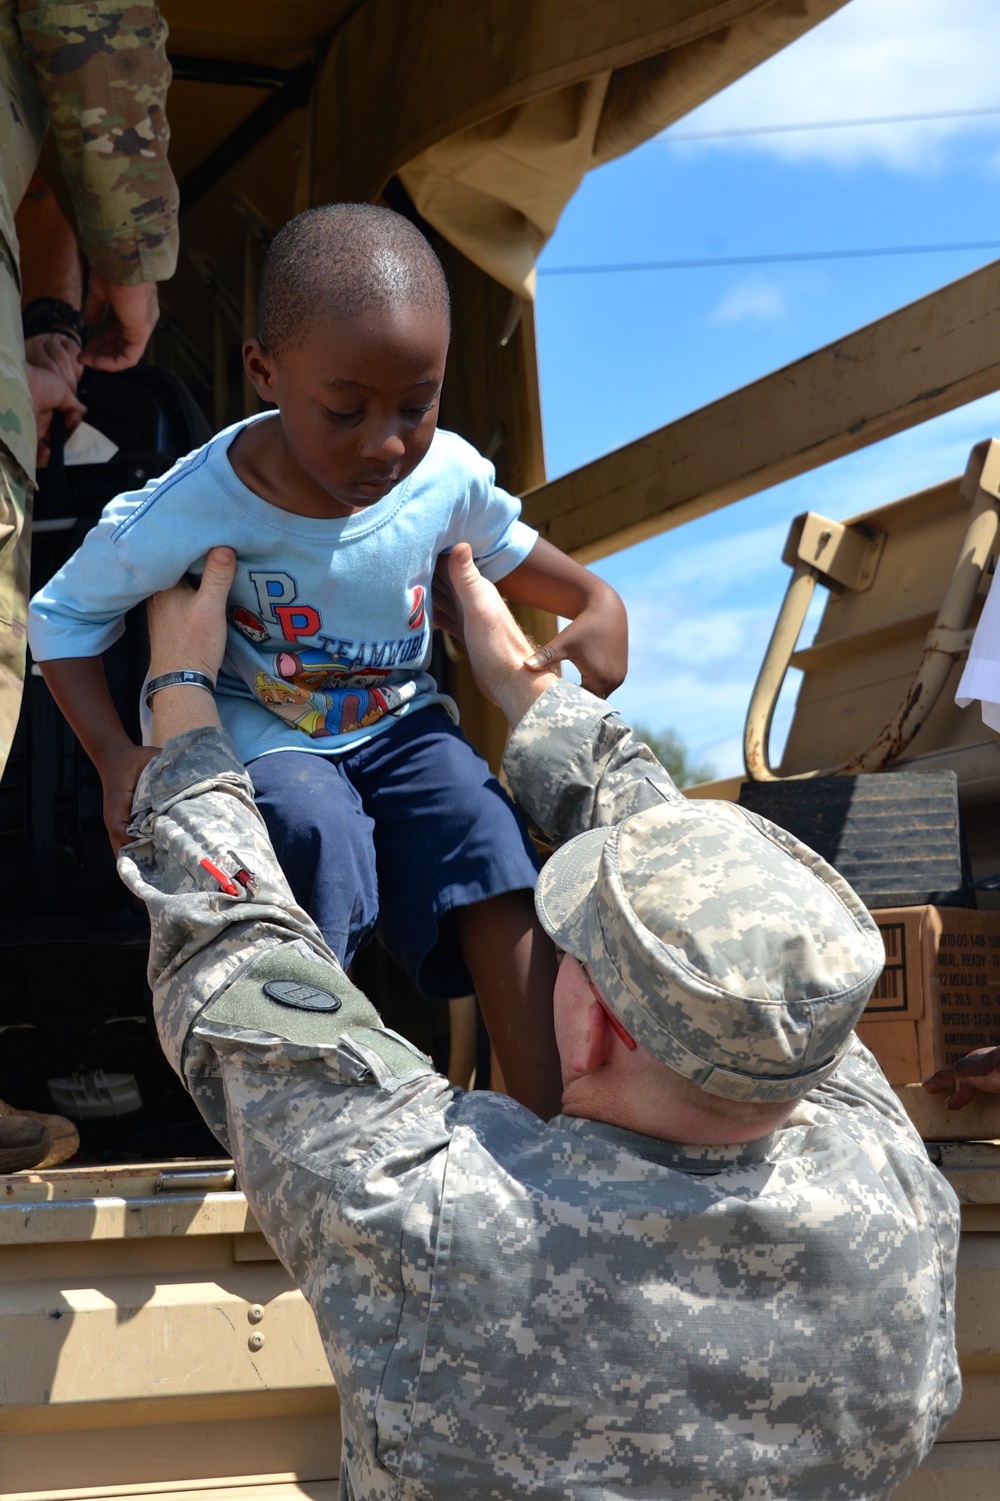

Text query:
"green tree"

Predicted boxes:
[[631, 725, 716, 788]]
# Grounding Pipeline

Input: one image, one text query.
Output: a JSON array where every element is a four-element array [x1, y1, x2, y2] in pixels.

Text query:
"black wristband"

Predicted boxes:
[[22, 297, 87, 348], [145, 670, 216, 710]]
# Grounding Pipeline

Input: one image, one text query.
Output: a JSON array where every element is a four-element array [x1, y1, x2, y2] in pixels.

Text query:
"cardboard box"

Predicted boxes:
[[856, 906, 1000, 1086]]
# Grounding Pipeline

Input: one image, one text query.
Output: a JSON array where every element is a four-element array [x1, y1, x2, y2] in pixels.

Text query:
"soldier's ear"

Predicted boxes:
[[555, 957, 605, 1083], [579, 1002, 612, 1074], [572, 1000, 615, 1078]]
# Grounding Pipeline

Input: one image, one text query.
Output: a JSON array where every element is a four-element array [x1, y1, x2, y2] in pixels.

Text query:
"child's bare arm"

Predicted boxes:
[[498, 537, 628, 698], [39, 657, 158, 853]]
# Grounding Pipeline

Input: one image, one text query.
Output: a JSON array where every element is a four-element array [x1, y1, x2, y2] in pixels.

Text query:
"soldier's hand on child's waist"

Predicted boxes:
[[99, 550, 238, 852], [147, 546, 237, 684], [432, 551, 462, 640]]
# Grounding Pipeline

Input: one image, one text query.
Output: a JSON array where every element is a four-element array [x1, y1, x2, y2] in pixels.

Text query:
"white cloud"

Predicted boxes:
[[693, 733, 744, 782], [663, 0, 1000, 173], [611, 661, 758, 740], [626, 599, 772, 668], [709, 277, 787, 326]]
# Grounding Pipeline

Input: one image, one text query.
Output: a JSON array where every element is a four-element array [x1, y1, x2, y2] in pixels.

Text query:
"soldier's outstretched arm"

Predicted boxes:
[[118, 551, 449, 1316]]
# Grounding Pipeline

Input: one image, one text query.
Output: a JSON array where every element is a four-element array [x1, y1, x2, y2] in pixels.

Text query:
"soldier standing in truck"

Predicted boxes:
[[0, 0, 178, 1171]]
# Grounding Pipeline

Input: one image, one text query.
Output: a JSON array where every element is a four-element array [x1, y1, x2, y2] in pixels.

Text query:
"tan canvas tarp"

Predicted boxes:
[[134, 0, 850, 497], [157, 0, 850, 386], [310, 0, 849, 297]]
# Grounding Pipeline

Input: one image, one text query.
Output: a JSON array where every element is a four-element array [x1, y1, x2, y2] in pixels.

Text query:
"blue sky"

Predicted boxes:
[[534, 0, 1000, 777]]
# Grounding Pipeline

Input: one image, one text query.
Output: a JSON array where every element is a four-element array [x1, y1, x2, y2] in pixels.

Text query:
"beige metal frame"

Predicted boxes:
[[523, 260, 1000, 561], [743, 439, 1000, 780], [0, 1165, 339, 1500]]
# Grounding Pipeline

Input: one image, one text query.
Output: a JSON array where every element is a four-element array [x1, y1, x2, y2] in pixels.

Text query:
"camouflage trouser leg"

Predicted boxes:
[[0, 448, 32, 782]]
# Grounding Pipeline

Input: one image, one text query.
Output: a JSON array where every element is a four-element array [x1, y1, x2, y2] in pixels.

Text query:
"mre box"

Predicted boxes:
[[856, 906, 1000, 1086]]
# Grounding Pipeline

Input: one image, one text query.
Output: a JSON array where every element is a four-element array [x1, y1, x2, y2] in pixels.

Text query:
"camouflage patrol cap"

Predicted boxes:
[[535, 799, 885, 1102]]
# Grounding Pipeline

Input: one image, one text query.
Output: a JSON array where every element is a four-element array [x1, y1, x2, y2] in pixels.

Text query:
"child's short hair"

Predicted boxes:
[[257, 202, 451, 351]]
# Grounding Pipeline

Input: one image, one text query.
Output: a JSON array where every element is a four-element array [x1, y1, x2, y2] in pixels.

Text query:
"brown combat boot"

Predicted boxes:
[[0, 1115, 51, 1173], [0, 1101, 78, 1169]]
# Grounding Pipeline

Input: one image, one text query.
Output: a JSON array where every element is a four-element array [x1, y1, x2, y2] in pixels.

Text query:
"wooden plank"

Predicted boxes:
[[523, 260, 1000, 562]]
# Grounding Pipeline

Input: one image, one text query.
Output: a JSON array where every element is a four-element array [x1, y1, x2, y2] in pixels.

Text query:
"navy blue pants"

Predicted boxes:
[[248, 707, 540, 997]]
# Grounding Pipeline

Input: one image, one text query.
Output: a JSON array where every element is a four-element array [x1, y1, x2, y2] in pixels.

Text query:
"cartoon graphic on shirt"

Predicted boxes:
[[273, 645, 379, 692], [273, 627, 427, 692], [229, 604, 270, 645], [329, 681, 418, 734], [254, 673, 333, 738], [254, 671, 418, 739], [236, 571, 430, 741]]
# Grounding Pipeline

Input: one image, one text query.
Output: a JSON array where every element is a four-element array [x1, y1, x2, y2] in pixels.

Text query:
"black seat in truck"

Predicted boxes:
[[1, 365, 211, 935], [0, 366, 219, 1160]]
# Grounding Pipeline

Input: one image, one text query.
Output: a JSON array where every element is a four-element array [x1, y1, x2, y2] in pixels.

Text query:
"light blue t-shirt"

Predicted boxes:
[[28, 416, 538, 762]]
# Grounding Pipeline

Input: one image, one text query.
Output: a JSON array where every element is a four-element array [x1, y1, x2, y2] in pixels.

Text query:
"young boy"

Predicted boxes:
[[28, 204, 627, 1117]]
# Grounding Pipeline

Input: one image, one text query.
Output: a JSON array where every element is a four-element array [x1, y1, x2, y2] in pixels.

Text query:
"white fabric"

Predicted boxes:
[[63, 421, 119, 465], [956, 578, 1000, 732]]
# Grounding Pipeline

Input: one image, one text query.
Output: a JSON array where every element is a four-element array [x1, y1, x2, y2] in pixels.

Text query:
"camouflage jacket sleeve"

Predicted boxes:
[[118, 725, 462, 1499], [503, 678, 687, 845], [118, 725, 434, 1119], [116, 720, 443, 1229], [18, 0, 178, 283]]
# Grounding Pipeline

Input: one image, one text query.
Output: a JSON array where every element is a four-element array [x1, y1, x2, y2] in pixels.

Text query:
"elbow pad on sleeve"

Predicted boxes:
[[199, 946, 431, 1083]]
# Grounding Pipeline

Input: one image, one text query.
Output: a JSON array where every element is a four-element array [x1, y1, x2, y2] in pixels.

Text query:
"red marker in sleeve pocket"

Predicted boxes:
[[200, 858, 240, 896]]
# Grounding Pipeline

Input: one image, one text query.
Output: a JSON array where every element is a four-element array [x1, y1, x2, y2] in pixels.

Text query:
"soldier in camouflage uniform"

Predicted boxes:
[[0, 0, 177, 778], [118, 544, 962, 1500]]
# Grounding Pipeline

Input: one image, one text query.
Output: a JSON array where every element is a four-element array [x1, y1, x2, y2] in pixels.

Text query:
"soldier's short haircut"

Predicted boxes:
[[257, 202, 450, 351]]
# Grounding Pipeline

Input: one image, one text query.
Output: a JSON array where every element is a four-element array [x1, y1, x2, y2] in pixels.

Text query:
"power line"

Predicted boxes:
[[662, 104, 1000, 142], [538, 240, 1000, 276]]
